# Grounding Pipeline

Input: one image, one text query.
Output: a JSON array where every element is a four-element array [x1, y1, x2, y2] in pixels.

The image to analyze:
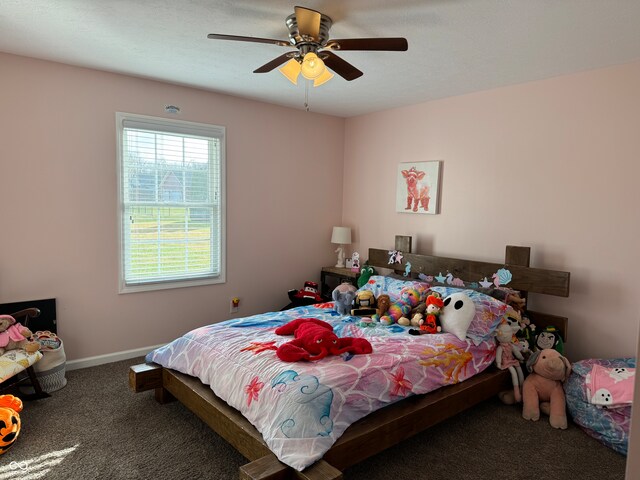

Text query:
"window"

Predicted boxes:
[[116, 113, 225, 292]]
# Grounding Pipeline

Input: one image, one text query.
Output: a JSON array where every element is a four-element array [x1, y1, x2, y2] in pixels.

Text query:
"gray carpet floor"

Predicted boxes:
[[2, 357, 627, 480]]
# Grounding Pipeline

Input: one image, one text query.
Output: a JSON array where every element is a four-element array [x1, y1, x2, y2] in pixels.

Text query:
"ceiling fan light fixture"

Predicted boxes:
[[278, 59, 301, 85], [313, 68, 333, 87], [300, 52, 326, 80]]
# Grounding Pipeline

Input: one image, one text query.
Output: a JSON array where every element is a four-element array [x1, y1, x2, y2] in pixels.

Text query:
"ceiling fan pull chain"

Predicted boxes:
[[304, 80, 310, 112]]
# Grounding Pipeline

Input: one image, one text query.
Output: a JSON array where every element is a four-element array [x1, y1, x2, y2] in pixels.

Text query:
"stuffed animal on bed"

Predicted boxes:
[[274, 318, 373, 362], [408, 293, 444, 335], [374, 285, 425, 326], [331, 282, 357, 315], [0, 315, 39, 356], [0, 395, 23, 455], [351, 290, 377, 316], [357, 265, 376, 288]]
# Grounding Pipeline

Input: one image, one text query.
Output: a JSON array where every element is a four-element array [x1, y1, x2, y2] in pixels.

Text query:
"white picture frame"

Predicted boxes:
[[395, 161, 442, 214]]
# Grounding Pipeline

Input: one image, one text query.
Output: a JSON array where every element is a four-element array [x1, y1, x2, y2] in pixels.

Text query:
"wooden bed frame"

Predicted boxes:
[[130, 237, 570, 480]]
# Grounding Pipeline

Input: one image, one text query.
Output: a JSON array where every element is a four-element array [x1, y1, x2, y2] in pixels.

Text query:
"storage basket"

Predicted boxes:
[[20, 331, 67, 394]]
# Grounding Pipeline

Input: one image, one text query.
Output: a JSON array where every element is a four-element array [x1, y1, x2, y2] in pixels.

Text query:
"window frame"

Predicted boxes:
[[116, 112, 226, 293]]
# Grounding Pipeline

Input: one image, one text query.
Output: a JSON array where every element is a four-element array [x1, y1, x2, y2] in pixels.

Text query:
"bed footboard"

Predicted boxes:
[[130, 363, 344, 479]]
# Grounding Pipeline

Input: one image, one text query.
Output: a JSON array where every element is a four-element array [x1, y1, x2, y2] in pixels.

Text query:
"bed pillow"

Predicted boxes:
[[357, 275, 430, 301], [430, 286, 508, 345]]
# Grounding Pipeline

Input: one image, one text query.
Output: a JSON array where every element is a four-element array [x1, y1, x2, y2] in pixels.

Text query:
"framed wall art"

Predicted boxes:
[[395, 161, 442, 214]]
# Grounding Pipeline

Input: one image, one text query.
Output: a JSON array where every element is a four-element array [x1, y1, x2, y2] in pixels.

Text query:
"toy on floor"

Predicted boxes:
[[274, 318, 373, 362], [0, 315, 40, 356], [331, 282, 357, 315], [494, 321, 525, 403], [0, 394, 23, 455], [522, 348, 572, 429]]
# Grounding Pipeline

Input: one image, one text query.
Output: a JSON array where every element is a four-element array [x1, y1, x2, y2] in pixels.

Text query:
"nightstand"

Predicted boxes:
[[320, 266, 360, 299]]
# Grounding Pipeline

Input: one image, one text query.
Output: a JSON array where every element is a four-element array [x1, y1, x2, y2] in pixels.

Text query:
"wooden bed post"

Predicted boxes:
[[394, 235, 412, 253], [129, 363, 175, 403], [505, 245, 531, 303]]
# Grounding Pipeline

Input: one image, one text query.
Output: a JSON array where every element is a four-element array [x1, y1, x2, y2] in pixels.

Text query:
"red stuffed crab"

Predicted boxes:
[[275, 318, 372, 362]]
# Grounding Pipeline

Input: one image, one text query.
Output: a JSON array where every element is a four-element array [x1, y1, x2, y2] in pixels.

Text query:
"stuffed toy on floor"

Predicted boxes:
[[0, 395, 23, 455], [275, 318, 373, 362], [522, 348, 572, 429]]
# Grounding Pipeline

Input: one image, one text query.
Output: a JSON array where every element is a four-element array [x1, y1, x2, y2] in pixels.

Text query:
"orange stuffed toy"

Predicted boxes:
[[275, 318, 373, 362], [0, 395, 23, 455]]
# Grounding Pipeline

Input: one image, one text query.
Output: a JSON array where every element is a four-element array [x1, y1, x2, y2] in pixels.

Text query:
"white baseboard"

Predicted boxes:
[[65, 344, 165, 371]]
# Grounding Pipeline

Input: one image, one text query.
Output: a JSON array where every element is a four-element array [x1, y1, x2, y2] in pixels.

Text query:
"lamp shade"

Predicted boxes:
[[313, 68, 334, 87], [331, 226, 352, 245], [279, 59, 301, 85], [300, 52, 326, 80]]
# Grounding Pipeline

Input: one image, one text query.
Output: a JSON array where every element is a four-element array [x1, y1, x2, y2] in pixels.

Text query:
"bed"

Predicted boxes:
[[130, 237, 570, 479]]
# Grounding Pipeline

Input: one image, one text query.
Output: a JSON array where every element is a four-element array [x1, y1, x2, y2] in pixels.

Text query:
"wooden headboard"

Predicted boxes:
[[366, 236, 571, 341]]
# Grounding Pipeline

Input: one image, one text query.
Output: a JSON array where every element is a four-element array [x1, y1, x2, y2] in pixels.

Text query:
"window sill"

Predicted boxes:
[[119, 274, 225, 294]]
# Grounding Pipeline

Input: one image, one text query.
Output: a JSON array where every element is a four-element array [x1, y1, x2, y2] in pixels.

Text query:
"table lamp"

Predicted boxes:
[[331, 226, 352, 268]]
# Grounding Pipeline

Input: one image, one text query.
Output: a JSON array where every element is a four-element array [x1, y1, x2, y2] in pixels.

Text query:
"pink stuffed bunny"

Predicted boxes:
[[522, 348, 572, 429]]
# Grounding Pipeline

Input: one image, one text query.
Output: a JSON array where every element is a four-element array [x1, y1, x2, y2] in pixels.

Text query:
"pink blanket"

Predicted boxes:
[[585, 364, 635, 408]]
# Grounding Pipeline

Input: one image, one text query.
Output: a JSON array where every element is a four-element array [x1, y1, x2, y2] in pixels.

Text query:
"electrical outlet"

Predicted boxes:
[[230, 297, 240, 313]]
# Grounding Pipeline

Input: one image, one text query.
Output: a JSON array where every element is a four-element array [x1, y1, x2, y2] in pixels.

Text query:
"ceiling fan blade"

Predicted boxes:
[[321, 51, 363, 81], [327, 38, 408, 51], [294, 6, 321, 40], [207, 33, 290, 47], [253, 53, 295, 73]]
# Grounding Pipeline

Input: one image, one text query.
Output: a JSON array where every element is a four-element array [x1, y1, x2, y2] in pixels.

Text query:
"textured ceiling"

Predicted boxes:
[[2, 0, 640, 117]]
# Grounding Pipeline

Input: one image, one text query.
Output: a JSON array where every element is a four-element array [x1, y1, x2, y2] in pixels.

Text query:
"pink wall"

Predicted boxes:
[[343, 62, 640, 362], [1, 49, 638, 475], [0, 52, 344, 360], [627, 330, 640, 478], [344, 64, 640, 474]]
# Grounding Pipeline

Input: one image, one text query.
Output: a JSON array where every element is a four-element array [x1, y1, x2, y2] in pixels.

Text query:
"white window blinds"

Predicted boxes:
[[116, 113, 225, 292]]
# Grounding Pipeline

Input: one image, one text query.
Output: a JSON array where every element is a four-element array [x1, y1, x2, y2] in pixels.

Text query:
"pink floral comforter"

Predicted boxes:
[[147, 303, 497, 471]]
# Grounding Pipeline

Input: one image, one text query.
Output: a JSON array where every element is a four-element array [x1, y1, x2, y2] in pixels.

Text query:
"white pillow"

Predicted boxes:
[[439, 292, 475, 341]]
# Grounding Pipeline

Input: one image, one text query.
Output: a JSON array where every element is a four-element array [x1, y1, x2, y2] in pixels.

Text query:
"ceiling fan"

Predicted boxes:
[[207, 5, 408, 87]]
